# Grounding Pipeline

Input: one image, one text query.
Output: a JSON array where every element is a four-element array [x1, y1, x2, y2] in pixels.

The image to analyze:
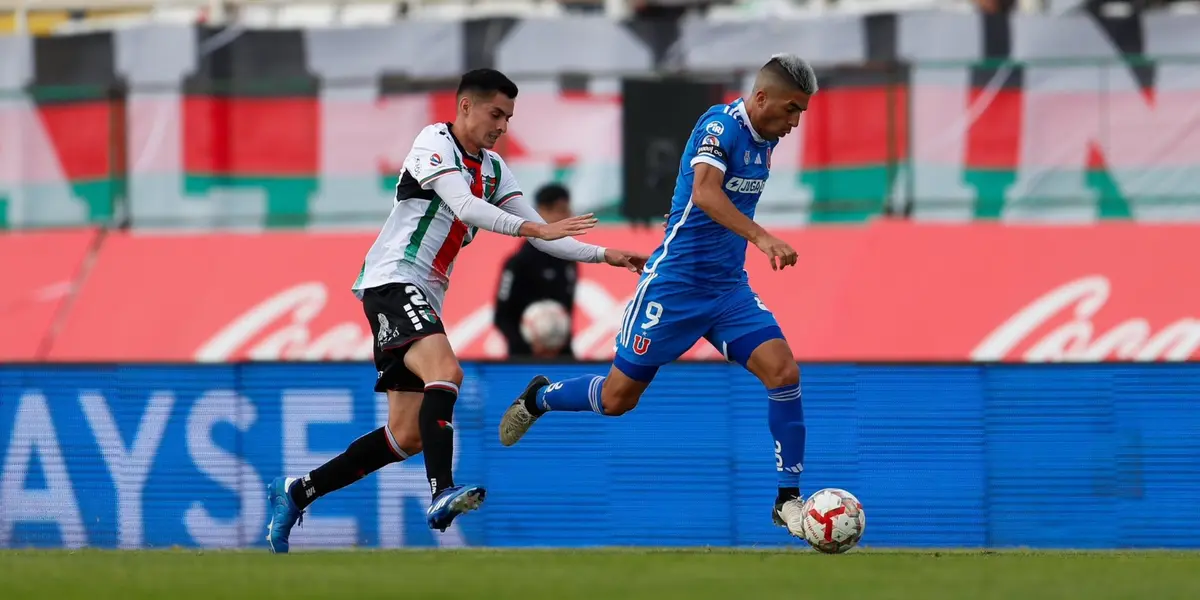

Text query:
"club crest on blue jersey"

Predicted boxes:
[[633, 334, 652, 355]]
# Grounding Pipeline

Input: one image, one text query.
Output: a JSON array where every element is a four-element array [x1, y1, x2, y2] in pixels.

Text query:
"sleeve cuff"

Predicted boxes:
[[690, 155, 727, 173]]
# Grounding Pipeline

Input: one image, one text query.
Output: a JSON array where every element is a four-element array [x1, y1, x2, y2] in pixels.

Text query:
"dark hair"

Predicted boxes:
[[759, 53, 818, 95], [535, 183, 570, 208], [456, 69, 519, 100]]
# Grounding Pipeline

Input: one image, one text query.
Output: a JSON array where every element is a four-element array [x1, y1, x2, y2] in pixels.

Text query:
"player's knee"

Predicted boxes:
[[440, 362, 465, 386], [604, 361, 652, 416], [602, 396, 638, 416], [760, 358, 799, 390], [601, 389, 641, 416], [421, 358, 463, 387], [406, 335, 465, 386]]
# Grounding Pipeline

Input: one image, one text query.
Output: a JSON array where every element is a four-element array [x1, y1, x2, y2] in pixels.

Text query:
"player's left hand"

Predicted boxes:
[[604, 249, 648, 274]]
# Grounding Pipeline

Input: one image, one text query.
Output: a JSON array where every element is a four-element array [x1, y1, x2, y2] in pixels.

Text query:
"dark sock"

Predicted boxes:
[[522, 391, 543, 416], [776, 487, 802, 504], [288, 427, 407, 510], [419, 381, 459, 498]]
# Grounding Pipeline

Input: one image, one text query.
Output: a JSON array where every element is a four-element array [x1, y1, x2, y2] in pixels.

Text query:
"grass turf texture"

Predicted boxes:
[[2, 548, 1198, 600]]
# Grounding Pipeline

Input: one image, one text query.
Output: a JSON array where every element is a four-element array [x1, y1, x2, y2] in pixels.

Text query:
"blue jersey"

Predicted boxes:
[[614, 100, 786, 379], [644, 98, 778, 288]]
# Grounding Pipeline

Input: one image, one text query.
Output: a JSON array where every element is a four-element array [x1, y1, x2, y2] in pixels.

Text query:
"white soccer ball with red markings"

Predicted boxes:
[[520, 300, 571, 353], [800, 488, 866, 554]]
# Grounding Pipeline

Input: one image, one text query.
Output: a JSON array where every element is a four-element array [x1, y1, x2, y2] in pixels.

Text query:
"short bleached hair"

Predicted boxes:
[[762, 53, 819, 95]]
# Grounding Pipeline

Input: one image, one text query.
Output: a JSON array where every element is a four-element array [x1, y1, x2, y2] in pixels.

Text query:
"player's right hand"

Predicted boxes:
[[531, 213, 597, 241], [754, 234, 798, 271]]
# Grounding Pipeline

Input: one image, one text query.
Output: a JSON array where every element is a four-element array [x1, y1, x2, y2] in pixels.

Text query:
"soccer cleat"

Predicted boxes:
[[773, 497, 807, 539], [266, 477, 304, 554], [426, 484, 487, 532], [498, 375, 550, 447]]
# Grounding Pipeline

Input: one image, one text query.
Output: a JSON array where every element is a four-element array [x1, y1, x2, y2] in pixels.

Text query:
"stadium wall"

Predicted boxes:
[[1, 13, 1200, 229], [4, 221, 1200, 363], [2, 361, 1198, 550]]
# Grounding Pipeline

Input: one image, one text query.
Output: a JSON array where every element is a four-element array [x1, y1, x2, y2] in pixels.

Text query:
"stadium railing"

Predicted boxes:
[[1, 0, 594, 35], [2, 0, 1199, 34], [0, 0, 1088, 36]]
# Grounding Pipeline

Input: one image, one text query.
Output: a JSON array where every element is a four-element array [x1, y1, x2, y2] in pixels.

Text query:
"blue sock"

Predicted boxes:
[[537, 375, 606, 415], [768, 383, 805, 490]]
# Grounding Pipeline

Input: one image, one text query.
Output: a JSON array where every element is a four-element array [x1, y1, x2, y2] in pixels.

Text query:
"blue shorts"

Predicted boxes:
[[613, 273, 784, 382]]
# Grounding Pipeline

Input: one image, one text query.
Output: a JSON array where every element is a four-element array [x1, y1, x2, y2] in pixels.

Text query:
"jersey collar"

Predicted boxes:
[[445, 122, 483, 162], [731, 99, 764, 144]]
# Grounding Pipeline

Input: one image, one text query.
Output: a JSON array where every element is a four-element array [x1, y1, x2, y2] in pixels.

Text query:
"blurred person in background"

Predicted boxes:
[[493, 183, 579, 359], [973, 0, 1016, 13]]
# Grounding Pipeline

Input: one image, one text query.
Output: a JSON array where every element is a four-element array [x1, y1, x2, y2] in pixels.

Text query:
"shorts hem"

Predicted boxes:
[[613, 354, 660, 383], [379, 332, 438, 353], [375, 383, 426, 394]]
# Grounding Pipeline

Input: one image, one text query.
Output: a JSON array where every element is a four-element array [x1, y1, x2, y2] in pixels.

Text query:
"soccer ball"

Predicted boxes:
[[800, 488, 866, 554], [520, 300, 571, 353]]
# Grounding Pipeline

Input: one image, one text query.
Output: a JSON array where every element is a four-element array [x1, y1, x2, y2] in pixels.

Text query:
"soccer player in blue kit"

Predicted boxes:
[[498, 53, 818, 536]]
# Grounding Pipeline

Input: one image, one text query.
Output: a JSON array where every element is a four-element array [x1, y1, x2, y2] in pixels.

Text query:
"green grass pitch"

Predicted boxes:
[[2, 548, 1198, 600]]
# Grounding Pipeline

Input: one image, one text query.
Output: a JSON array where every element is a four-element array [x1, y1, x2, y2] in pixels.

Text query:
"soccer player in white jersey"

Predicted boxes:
[[265, 69, 648, 553]]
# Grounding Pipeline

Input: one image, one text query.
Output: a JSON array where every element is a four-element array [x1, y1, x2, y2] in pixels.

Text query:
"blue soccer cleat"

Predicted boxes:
[[426, 484, 487, 532], [266, 477, 304, 554]]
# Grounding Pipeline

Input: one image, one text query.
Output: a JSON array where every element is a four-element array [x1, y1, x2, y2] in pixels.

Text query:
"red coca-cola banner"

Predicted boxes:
[[4, 222, 1198, 363]]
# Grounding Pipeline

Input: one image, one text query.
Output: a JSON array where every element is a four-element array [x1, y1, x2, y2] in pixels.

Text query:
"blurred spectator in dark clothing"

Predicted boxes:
[[493, 183, 578, 358], [975, 0, 1016, 13]]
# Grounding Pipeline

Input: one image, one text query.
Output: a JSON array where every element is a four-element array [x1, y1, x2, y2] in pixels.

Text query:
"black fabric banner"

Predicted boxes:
[[620, 77, 725, 223]]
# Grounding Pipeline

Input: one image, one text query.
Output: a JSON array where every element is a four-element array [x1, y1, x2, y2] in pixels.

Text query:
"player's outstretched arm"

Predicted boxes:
[[500, 194, 647, 272], [692, 163, 798, 271], [427, 174, 595, 241]]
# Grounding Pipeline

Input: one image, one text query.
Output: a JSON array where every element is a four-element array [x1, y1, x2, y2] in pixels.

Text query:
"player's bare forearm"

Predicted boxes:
[[692, 188, 766, 243], [502, 198, 601, 251], [517, 221, 544, 238], [691, 163, 769, 244]]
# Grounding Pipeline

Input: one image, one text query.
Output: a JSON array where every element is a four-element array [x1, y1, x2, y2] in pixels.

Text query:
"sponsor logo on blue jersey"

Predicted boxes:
[[725, 177, 766, 194]]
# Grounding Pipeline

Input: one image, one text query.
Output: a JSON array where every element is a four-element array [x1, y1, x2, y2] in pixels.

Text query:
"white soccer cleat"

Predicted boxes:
[[774, 497, 807, 539], [499, 401, 537, 447], [498, 375, 549, 447]]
